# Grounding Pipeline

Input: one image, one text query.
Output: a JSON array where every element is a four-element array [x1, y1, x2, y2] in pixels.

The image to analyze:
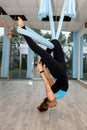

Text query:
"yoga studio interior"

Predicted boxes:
[[0, 0, 87, 130]]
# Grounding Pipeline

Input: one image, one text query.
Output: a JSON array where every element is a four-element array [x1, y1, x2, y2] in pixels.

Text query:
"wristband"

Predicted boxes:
[[40, 70, 44, 73]]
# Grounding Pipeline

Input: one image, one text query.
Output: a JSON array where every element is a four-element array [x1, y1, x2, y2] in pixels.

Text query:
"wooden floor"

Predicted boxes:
[[0, 80, 87, 130]]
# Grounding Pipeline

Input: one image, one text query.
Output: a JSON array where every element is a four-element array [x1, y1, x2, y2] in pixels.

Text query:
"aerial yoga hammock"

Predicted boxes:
[[17, 0, 76, 112], [17, 0, 76, 48]]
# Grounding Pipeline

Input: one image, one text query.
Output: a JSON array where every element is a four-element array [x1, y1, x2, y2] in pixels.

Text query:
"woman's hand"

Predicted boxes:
[[36, 61, 43, 72]]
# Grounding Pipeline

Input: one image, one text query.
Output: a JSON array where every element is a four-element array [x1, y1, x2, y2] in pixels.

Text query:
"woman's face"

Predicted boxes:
[[47, 100, 57, 108]]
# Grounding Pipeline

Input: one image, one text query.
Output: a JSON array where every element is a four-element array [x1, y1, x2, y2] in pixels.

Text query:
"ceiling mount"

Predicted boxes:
[[0, 7, 7, 15], [10, 15, 27, 21], [42, 16, 71, 22]]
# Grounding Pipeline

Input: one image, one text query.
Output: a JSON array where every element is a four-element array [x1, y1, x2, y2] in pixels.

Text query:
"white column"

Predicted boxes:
[[1, 29, 10, 78], [27, 47, 33, 79], [72, 32, 78, 78], [77, 34, 80, 80]]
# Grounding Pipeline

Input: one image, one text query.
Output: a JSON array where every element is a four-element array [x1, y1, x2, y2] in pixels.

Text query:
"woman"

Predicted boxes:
[[17, 17, 69, 112]]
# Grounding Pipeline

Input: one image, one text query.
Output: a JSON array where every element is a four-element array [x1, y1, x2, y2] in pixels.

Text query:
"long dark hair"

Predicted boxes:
[[37, 97, 48, 112]]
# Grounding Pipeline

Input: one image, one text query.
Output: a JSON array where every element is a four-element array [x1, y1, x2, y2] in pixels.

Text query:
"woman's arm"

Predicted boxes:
[[37, 61, 56, 101]]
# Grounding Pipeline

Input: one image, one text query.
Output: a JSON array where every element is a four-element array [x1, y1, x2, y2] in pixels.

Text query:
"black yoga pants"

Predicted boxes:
[[22, 34, 64, 79]]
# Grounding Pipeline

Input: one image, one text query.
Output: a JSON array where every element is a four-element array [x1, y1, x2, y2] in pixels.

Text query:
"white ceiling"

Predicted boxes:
[[0, 0, 87, 32]]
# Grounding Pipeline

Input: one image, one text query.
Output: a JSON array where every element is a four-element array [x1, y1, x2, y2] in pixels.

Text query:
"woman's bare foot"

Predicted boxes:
[[17, 17, 24, 27], [36, 60, 43, 72]]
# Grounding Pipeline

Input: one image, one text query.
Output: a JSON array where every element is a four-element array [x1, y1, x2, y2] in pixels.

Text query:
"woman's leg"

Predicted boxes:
[[17, 17, 54, 49], [17, 17, 63, 79], [24, 34, 63, 78]]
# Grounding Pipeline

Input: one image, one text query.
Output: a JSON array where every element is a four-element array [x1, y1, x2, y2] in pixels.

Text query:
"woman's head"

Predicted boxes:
[[37, 97, 57, 112], [37, 97, 49, 112]]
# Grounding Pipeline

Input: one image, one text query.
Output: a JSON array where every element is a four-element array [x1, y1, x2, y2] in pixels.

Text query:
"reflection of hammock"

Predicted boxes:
[[0, 18, 15, 39], [17, 0, 76, 49]]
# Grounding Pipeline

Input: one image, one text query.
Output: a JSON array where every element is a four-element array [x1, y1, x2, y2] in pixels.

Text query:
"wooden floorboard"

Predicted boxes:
[[0, 80, 87, 130]]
